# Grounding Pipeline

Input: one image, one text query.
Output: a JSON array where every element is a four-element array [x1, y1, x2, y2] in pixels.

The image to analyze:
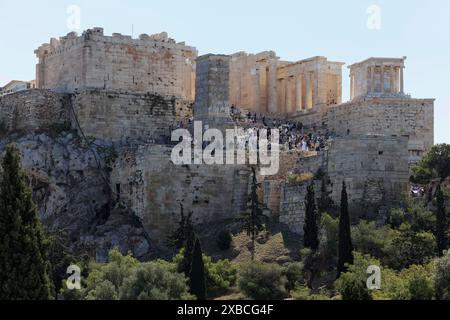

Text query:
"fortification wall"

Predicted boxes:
[[72, 90, 192, 142], [279, 180, 321, 235], [276, 135, 410, 233], [327, 135, 410, 220], [0, 89, 70, 133], [36, 29, 197, 99], [110, 144, 250, 245]]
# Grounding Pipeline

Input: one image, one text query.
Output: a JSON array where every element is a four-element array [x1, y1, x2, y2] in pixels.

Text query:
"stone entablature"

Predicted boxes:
[[35, 28, 197, 100], [349, 57, 407, 100]]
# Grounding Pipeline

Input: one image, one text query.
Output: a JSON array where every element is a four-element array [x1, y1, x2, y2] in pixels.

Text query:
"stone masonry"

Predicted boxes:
[[0, 28, 437, 250], [35, 28, 197, 100]]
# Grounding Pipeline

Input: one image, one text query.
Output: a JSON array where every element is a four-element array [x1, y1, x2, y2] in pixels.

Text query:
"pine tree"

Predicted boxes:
[[303, 182, 319, 251], [241, 167, 266, 261], [436, 184, 448, 257], [0, 145, 53, 300], [189, 237, 206, 300], [337, 181, 354, 277]]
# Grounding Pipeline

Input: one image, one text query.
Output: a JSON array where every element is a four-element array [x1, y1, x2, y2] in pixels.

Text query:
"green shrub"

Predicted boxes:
[[63, 249, 193, 300], [389, 208, 407, 229], [321, 213, 339, 257], [173, 250, 237, 299], [352, 221, 396, 261], [374, 263, 436, 300], [119, 262, 194, 300], [335, 253, 377, 301], [282, 262, 304, 292], [436, 250, 450, 300], [203, 256, 237, 298], [385, 224, 436, 270], [238, 262, 288, 300]]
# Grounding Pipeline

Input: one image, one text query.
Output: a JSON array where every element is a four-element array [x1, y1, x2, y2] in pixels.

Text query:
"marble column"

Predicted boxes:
[[285, 77, 292, 113], [400, 67, 404, 94], [350, 74, 354, 100], [267, 60, 278, 113], [305, 73, 312, 109], [390, 66, 395, 93], [296, 76, 303, 111], [370, 66, 375, 93]]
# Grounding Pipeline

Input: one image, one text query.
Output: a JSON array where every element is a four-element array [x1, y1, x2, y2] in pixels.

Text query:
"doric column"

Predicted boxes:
[[381, 66, 385, 92], [255, 68, 261, 113], [279, 78, 286, 113], [400, 67, 404, 94], [285, 77, 292, 113], [390, 66, 395, 93], [296, 76, 303, 111], [370, 66, 375, 93], [305, 72, 312, 109], [350, 74, 354, 100], [267, 59, 278, 113]]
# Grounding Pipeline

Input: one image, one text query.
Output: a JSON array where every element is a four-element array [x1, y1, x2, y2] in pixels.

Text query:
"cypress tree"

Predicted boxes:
[[182, 211, 195, 277], [303, 182, 319, 251], [189, 237, 206, 300], [168, 204, 187, 250], [241, 167, 266, 261], [337, 181, 354, 277], [436, 184, 448, 257], [0, 145, 53, 300]]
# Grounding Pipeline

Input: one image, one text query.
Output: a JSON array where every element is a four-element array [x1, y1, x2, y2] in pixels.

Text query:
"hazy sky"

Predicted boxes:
[[0, 0, 449, 143]]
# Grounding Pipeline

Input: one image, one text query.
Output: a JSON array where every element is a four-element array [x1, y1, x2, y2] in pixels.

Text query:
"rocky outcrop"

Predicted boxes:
[[0, 132, 151, 262]]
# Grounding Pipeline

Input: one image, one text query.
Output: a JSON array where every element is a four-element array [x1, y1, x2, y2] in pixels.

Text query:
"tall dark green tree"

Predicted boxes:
[[241, 167, 266, 261], [303, 183, 319, 252], [181, 211, 195, 278], [436, 184, 449, 257], [337, 181, 354, 277], [0, 145, 53, 300], [189, 237, 206, 300], [168, 204, 187, 250]]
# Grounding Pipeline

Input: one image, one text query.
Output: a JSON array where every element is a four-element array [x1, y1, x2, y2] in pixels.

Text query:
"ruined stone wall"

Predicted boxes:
[[36, 28, 197, 99], [72, 90, 192, 142], [194, 54, 233, 127], [276, 135, 410, 233], [326, 97, 434, 164], [279, 180, 321, 235], [110, 144, 250, 246], [327, 135, 410, 219], [263, 151, 323, 217], [0, 89, 70, 133]]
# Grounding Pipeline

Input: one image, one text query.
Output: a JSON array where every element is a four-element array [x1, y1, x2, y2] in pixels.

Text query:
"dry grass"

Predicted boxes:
[[231, 231, 293, 264], [287, 172, 314, 185]]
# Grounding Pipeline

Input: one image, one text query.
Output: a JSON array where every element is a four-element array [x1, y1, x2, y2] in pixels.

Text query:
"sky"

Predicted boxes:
[[0, 0, 449, 143]]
